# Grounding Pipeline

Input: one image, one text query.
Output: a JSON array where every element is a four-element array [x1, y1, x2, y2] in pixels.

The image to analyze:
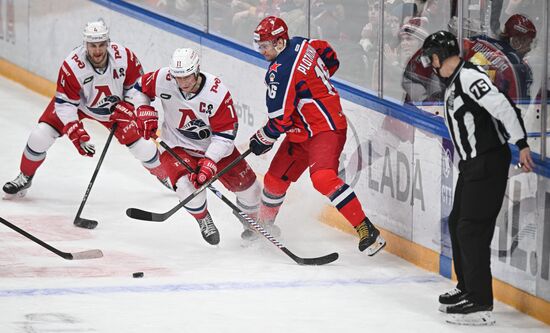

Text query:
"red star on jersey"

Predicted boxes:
[[269, 62, 282, 73]]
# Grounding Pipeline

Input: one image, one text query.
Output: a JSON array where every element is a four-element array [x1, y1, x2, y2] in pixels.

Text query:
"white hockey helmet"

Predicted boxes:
[[169, 48, 200, 77], [83, 20, 109, 43]]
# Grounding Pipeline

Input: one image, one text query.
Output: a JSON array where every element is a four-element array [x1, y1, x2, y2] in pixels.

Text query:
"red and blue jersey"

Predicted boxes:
[[262, 37, 347, 143]]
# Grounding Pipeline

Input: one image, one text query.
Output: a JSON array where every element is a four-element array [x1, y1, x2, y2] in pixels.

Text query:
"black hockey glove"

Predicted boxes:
[[249, 128, 277, 156]]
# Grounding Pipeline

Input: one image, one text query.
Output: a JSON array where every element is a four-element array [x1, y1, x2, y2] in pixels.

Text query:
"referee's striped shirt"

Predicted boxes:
[[443, 60, 528, 160]]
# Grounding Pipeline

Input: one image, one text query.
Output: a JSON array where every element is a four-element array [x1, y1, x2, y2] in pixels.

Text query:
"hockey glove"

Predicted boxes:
[[114, 120, 141, 145], [136, 105, 159, 140], [249, 127, 277, 155], [63, 121, 95, 157], [109, 101, 136, 124], [189, 158, 217, 188]]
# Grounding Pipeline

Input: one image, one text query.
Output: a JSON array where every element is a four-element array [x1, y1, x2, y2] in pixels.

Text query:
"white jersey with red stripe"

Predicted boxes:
[[54, 42, 143, 125], [133, 69, 238, 162]]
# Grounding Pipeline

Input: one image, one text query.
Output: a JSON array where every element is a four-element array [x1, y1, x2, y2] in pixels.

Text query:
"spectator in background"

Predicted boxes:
[[418, 0, 451, 34], [280, 0, 308, 37], [232, 0, 282, 43], [310, 0, 368, 87], [359, 0, 382, 89]]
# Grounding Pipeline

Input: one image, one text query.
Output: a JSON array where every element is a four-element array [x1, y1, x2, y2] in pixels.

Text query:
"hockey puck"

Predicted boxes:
[[132, 272, 144, 278]]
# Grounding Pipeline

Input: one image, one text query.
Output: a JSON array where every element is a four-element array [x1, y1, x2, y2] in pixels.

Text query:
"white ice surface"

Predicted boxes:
[[0, 76, 548, 332]]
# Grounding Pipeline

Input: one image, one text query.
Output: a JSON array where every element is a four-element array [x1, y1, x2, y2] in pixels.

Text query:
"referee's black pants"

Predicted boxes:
[[449, 144, 510, 306]]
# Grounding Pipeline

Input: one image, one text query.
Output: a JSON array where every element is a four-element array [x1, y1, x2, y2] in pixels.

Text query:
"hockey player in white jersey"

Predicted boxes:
[[2, 21, 166, 205], [128, 48, 260, 245]]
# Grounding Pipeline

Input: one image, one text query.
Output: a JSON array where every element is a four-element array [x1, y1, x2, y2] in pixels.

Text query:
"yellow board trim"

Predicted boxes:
[[0, 58, 55, 97], [320, 205, 550, 325]]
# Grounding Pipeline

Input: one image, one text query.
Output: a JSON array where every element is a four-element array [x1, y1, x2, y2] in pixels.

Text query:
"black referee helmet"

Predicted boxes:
[[420, 30, 460, 67]]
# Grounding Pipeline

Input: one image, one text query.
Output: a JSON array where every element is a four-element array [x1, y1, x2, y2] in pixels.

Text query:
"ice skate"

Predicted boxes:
[[196, 212, 219, 245], [3, 173, 33, 199], [445, 299, 495, 326], [355, 218, 386, 256], [439, 288, 467, 312]]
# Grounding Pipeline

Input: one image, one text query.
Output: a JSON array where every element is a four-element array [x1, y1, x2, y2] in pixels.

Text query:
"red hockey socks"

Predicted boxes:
[[311, 169, 366, 227], [20, 153, 45, 177]]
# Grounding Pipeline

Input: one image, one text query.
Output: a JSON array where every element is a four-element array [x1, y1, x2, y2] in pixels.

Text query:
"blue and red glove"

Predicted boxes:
[[136, 105, 159, 140], [189, 158, 217, 188], [249, 127, 277, 155], [63, 121, 95, 157]]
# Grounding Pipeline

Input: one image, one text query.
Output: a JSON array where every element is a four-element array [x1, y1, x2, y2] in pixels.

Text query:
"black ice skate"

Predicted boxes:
[[3, 173, 33, 199], [196, 212, 220, 245], [355, 218, 386, 256], [445, 299, 495, 326], [439, 288, 467, 312]]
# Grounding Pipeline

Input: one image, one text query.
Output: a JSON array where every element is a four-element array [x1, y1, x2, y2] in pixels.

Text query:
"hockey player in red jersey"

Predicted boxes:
[[128, 48, 261, 245], [3, 21, 165, 205], [247, 16, 386, 256]]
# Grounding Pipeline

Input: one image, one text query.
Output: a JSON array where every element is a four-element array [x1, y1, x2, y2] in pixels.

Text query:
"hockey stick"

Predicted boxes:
[[126, 148, 251, 222], [73, 124, 117, 229], [0, 217, 103, 260], [210, 187, 339, 265], [157, 140, 339, 266]]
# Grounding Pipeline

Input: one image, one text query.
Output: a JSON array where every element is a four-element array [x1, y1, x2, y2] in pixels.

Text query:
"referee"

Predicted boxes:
[[420, 31, 534, 325]]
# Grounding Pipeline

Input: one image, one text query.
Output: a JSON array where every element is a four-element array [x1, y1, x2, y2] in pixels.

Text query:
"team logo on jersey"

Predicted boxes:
[[269, 73, 276, 82], [87, 95, 121, 115], [160, 93, 172, 100], [177, 119, 211, 140], [269, 62, 282, 73]]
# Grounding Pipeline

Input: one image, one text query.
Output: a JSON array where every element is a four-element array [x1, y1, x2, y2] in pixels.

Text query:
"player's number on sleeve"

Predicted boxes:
[[268, 84, 277, 99], [314, 58, 336, 95], [469, 79, 490, 99]]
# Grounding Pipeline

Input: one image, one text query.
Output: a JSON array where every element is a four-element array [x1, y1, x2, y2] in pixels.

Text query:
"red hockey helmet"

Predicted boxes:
[[254, 16, 289, 43], [503, 14, 536, 39]]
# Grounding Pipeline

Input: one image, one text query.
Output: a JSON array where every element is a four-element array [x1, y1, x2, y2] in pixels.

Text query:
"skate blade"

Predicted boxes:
[[439, 304, 451, 313], [2, 189, 27, 200], [445, 312, 495, 326], [366, 235, 386, 256]]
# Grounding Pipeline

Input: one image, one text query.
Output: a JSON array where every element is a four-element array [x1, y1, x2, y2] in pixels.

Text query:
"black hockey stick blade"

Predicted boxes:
[[73, 217, 98, 229], [282, 248, 339, 266], [125, 207, 167, 222], [126, 149, 252, 222], [0, 217, 103, 260]]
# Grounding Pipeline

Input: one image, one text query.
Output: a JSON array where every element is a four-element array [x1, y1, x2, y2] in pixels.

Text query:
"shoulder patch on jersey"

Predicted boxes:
[[83, 76, 93, 85], [160, 93, 172, 99], [469, 78, 491, 99]]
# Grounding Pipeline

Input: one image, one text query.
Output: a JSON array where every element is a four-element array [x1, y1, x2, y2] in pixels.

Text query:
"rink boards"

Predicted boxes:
[[0, 0, 549, 324]]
